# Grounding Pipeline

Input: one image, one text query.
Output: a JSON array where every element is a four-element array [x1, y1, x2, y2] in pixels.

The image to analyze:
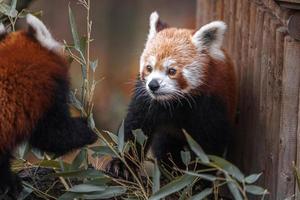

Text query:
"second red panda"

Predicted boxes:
[[0, 15, 97, 198], [106, 12, 237, 178]]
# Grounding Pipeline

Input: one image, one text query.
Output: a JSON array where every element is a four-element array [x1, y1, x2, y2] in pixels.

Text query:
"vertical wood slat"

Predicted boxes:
[[196, 0, 300, 199], [277, 36, 300, 200]]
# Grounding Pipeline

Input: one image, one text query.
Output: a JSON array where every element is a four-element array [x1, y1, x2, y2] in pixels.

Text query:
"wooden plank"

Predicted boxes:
[[215, 0, 224, 20], [228, 0, 236, 55], [264, 17, 282, 200], [277, 36, 300, 200], [249, 5, 266, 178], [223, 0, 231, 49], [237, 0, 250, 173], [272, 26, 287, 200]]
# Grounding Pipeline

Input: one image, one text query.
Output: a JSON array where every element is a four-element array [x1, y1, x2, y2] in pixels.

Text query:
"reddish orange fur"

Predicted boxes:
[[0, 31, 69, 152], [198, 50, 237, 121]]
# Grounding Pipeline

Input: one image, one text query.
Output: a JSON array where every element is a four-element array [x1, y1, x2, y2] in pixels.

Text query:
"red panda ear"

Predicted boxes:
[[192, 21, 227, 60], [26, 14, 62, 53], [147, 11, 168, 42]]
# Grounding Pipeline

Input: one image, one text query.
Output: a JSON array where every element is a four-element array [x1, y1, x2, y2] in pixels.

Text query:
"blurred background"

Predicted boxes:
[[29, 0, 196, 131]]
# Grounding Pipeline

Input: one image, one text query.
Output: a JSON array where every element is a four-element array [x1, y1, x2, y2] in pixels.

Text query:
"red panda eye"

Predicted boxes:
[[146, 65, 153, 73], [168, 68, 177, 76]]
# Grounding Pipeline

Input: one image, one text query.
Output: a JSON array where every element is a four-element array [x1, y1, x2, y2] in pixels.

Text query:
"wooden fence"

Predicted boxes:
[[196, 0, 300, 199]]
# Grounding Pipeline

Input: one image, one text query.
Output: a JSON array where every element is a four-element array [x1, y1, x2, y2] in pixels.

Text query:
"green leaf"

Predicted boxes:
[[88, 113, 96, 130], [245, 185, 267, 195], [183, 129, 209, 164], [152, 160, 160, 194], [190, 188, 213, 200], [54, 169, 105, 178], [132, 129, 148, 146], [81, 186, 126, 199], [17, 185, 33, 200], [31, 148, 44, 159], [69, 92, 83, 111], [71, 149, 87, 170], [245, 173, 262, 184], [37, 160, 69, 169], [226, 175, 243, 200], [79, 36, 87, 56], [103, 130, 118, 144], [15, 142, 30, 159], [180, 150, 191, 166], [90, 146, 115, 157], [58, 192, 81, 200], [90, 59, 98, 72], [68, 184, 106, 193], [9, 0, 17, 17], [118, 120, 125, 153], [84, 177, 111, 186], [149, 174, 195, 200], [209, 155, 244, 182], [184, 171, 217, 182], [0, 2, 17, 17], [68, 4, 80, 51]]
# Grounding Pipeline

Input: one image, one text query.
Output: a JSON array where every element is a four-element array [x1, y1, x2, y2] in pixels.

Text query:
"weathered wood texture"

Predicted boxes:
[[197, 0, 300, 199]]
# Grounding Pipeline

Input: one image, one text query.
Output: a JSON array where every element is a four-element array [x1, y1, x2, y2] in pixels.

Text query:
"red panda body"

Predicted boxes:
[[0, 15, 96, 198], [106, 12, 237, 180], [0, 31, 68, 152]]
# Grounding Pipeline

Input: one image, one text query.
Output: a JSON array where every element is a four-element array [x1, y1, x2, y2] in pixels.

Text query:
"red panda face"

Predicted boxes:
[[140, 12, 227, 101]]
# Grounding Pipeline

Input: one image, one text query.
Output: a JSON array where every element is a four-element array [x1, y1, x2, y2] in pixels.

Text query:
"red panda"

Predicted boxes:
[[0, 15, 97, 198], [106, 12, 237, 179]]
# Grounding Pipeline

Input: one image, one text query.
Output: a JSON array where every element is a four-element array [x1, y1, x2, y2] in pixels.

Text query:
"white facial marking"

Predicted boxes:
[[182, 61, 204, 91], [163, 58, 176, 69], [192, 21, 226, 60], [26, 14, 62, 53], [145, 70, 178, 99], [0, 23, 5, 35], [140, 55, 157, 74]]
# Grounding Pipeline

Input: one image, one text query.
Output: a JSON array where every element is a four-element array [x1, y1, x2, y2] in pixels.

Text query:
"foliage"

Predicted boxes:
[[0, 0, 268, 200]]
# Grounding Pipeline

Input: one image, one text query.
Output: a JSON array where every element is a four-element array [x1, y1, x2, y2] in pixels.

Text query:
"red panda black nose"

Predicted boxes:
[[148, 79, 160, 92]]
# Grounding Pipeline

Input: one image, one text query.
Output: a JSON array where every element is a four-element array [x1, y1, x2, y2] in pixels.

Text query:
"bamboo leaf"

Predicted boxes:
[[90, 59, 98, 72], [184, 171, 217, 182], [118, 120, 125, 153], [58, 192, 81, 200], [81, 186, 126, 199], [149, 174, 195, 200], [245, 185, 268, 195], [17, 185, 33, 200], [53, 169, 105, 178], [132, 129, 148, 146], [0, 2, 17, 17], [71, 149, 87, 170], [209, 155, 244, 182], [68, 4, 80, 51], [180, 150, 191, 166], [152, 159, 160, 194], [226, 175, 243, 200], [90, 146, 115, 157], [103, 130, 118, 144], [9, 0, 17, 17], [190, 188, 213, 200], [68, 184, 106, 193], [183, 129, 209, 164], [245, 173, 262, 184]]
